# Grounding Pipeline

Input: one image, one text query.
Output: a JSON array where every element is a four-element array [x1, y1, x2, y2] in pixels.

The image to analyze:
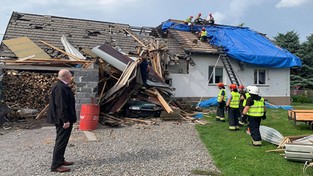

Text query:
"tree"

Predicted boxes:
[[297, 33, 313, 89], [273, 31, 313, 89], [274, 31, 301, 56]]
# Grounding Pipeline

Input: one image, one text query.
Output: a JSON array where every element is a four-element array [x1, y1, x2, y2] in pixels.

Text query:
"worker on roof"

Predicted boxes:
[[184, 15, 194, 32], [184, 15, 193, 26], [226, 84, 241, 130], [206, 13, 215, 24], [239, 85, 249, 125], [242, 86, 266, 146], [198, 27, 208, 42], [216, 82, 226, 122], [194, 13, 203, 25]]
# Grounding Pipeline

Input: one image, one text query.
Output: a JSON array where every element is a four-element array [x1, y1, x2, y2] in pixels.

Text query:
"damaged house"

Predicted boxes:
[[0, 11, 301, 121], [0, 12, 186, 121], [158, 20, 301, 105]]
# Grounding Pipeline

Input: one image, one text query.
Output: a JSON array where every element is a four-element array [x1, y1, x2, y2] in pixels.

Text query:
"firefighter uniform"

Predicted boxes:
[[216, 84, 226, 122], [227, 91, 241, 130], [245, 96, 265, 146]]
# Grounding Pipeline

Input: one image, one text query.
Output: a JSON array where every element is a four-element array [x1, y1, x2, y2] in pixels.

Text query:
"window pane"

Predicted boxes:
[[254, 70, 257, 84], [215, 68, 223, 83], [259, 69, 266, 84], [208, 66, 214, 83]]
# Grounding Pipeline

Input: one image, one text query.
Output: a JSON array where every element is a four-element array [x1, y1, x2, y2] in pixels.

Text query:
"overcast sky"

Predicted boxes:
[[0, 0, 312, 42]]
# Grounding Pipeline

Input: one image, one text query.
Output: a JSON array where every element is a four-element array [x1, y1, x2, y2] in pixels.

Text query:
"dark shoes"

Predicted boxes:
[[51, 161, 74, 172], [63, 161, 74, 166], [51, 166, 71, 172]]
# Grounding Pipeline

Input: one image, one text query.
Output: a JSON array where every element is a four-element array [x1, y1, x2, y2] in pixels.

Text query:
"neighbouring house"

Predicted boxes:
[[0, 12, 301, 108]]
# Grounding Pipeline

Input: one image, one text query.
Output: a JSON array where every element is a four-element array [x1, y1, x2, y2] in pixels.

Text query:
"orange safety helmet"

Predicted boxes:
[[239, 85, 244, 89], [202, 27, 206, 31], [217, 82, 224, 88], [229, 84, 237, 90]]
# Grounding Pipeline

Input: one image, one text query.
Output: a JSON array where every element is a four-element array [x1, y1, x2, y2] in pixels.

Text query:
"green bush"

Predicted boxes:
[[291, 94, 313, 103]]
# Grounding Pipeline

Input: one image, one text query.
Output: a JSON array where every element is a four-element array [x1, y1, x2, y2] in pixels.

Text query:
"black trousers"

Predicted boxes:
[[217, 101, 225, 118], [248, 116, 262, 141], [228, 108, 240, 126], [51, 123, 73, 169]]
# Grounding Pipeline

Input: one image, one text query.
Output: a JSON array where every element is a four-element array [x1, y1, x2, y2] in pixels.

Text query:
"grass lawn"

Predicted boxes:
[[196, 103, 313, 176]]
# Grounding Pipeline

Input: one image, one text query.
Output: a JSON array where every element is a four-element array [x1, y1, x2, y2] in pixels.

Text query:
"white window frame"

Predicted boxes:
[[208, 66, 223, 85]]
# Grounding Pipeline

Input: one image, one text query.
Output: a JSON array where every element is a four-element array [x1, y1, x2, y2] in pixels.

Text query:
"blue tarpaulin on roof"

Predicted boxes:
[[162, 21, 302, 68]]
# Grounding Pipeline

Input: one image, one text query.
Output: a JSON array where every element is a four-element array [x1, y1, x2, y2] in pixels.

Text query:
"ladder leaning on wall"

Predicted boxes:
[[217, 47, 241, 86]]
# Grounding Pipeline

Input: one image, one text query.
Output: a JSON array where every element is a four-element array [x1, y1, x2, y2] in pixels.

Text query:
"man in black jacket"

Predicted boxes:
[[47, 69, 77, 172]]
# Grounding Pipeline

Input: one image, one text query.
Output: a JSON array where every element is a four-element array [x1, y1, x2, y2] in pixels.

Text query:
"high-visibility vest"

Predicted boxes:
[[218, 89, 226, 102], [185, 17, 192, 23], [242, 93, 250, 106], [247, 98, 265, 117], [230, 91, 240, 108], [201, 31, 207, 37]]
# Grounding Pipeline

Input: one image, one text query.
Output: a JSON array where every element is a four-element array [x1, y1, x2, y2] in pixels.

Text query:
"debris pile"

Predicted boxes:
[[0, 33, 207, 129]]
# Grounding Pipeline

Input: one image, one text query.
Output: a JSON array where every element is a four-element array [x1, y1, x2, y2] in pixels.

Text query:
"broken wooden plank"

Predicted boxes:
[[3, 37, 51, 59], [145, 88, 173, 114], [123, 28, 146, 47], [35, 104, 49, 120], [40, 40, 82, 61]]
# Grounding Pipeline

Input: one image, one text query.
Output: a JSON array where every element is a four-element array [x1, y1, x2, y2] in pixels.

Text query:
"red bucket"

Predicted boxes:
[[79, 104, 100, 131]]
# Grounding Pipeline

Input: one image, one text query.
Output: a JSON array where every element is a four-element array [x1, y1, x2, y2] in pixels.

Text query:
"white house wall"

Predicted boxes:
[[168, 55, 291, 100], [236, 65, 290, 98], [168, 55, 223, 98]]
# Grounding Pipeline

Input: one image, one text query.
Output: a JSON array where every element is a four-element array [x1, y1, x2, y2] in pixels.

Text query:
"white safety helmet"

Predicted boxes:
[[246, 86, 252, 93], [248, 86, 259, 95]]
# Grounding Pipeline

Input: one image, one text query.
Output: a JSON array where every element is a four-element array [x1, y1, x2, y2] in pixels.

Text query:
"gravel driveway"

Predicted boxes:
[[0, 120, 219, 176]]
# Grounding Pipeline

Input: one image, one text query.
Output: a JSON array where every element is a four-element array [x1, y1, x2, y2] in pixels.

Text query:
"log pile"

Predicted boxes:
[[2, 70, 57, 120]]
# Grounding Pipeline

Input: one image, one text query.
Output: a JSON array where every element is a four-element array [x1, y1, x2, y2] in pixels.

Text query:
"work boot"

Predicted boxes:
[[229, 126, 236, 131], [252, 140, 262, 146], [220, 117, 225, 122], [239, 120, 245, 125]]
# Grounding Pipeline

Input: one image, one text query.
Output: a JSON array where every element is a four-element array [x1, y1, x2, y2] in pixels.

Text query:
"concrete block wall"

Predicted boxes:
[[73, 69, 99, 119]]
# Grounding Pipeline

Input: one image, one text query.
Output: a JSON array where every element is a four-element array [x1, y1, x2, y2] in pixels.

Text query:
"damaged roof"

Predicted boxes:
[[167, 29, 217, 54], [0, 12, 158, 58], [162, 20, 302, 68], [0, 12, 218, 59]]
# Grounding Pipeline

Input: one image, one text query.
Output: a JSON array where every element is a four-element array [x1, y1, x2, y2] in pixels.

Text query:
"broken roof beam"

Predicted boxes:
[[123, 28, 146, 47], [145, 88, 173, 114], [40, 40, 82, 61]]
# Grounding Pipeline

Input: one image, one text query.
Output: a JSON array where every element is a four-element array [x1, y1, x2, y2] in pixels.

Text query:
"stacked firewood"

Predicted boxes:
[[2, 70, 57, 119]]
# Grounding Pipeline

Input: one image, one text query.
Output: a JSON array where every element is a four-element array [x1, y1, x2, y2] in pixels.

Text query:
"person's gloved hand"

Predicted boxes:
[[262, 112, 266, 120], [225, 106, 229, 111]]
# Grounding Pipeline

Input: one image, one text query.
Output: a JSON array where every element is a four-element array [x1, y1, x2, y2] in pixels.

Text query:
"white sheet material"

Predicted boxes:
[[61, 35, 86, 60], [260, 125, 284, 145]]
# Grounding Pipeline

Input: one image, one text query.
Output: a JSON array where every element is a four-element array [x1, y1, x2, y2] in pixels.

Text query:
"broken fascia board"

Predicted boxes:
[[61, 35, 86, 61], [92, 43, 135, 71]]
